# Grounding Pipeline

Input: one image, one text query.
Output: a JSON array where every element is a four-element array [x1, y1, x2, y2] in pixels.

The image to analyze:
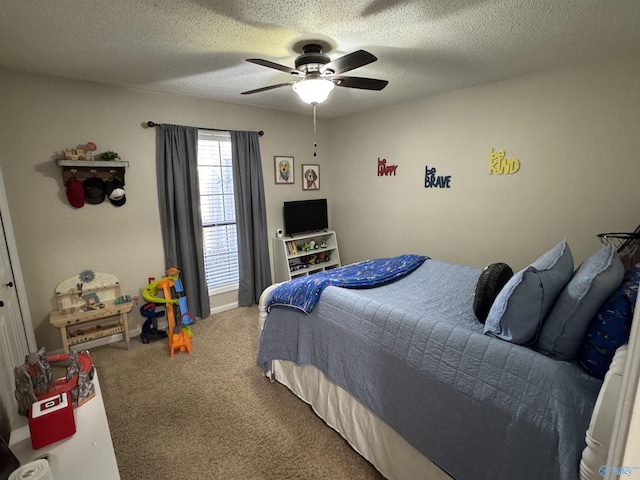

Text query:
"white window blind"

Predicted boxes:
[[197, 130, 239, 292]]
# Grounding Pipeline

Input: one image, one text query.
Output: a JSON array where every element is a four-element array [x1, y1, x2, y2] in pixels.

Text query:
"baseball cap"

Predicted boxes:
[[66, 178, 85, 208], [83, 177, 106, 204], [105, 178, 126, 207]]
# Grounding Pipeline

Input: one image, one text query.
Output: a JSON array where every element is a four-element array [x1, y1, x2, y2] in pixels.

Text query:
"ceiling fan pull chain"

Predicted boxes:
[[313, 102, 318, 157]]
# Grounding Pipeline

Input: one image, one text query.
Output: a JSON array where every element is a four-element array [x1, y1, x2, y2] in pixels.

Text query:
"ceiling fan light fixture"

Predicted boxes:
[[292, 77, 335, 104]]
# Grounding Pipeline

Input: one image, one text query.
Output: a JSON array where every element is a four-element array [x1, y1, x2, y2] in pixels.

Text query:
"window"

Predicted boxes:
[[197, 130, 238, 293]]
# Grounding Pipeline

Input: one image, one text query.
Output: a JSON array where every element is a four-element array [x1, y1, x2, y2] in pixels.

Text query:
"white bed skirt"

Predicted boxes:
[[272, 359, 452, 480]]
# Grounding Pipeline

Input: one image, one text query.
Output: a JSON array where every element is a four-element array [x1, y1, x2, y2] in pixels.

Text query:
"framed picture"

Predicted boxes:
[[302, 164, 320, 191], [274, 156, 294, 184]]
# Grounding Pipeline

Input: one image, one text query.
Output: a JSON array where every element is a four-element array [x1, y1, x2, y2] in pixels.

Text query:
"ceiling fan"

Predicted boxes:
[[241, 43, 389, 104]]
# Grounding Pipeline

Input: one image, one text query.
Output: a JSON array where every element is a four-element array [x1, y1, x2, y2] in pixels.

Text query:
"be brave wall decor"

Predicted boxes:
[[424, 166, 452, 188]]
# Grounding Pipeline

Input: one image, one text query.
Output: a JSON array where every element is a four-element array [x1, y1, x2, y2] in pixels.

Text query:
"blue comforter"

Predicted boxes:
[[268, 254, 427, 313], [257, 259, 602, 480]]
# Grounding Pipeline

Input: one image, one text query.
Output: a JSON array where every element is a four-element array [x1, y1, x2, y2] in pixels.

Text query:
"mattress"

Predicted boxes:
[[258, 259, 603, 480]]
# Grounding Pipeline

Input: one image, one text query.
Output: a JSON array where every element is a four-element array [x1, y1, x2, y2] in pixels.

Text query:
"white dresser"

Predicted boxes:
[[9, 371, 120, 479]]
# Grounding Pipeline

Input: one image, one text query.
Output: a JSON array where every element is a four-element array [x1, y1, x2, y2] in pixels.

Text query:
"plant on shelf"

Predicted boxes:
[[100, 151, 120, 160]]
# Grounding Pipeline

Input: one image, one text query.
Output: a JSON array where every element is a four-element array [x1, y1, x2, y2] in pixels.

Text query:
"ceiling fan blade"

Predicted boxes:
[[241, 82, 295, 95], [246, 58, 300, 75], [332, 76, 389, 91], [321, 50, 377, 75]]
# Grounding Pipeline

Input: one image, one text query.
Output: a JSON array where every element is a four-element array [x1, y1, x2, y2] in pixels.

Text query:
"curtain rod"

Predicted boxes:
[[146, 121, 263, 136]]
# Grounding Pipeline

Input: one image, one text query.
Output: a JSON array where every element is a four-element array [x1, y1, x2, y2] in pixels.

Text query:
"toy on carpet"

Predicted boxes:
[[142, 267, 194, 357], [14, 347, 95, 416], [140, 302, 168, 344]]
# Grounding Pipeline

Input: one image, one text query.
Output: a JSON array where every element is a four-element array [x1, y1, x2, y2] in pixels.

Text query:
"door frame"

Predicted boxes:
[[0, 166, 36, 351]]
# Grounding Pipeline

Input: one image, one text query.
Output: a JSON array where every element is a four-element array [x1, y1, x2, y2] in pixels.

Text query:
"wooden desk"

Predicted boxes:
[[9, 372, 120, 480], [50, 302, 133, 353], [50, 272, 133, 353]]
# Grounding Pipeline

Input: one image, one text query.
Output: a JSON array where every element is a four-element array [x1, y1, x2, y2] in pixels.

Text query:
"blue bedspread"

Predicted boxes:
[[257, 259, 603, 480], [268, 254, 427, 313]]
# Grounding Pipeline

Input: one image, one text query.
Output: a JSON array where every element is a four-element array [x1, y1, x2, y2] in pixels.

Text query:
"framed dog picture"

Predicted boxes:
[[302, 164, 320, 191], [274, 156, 294, 184]]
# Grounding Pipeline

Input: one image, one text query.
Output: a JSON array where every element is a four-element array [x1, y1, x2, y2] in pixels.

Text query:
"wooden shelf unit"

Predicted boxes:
[[57, 159, 129, 186], [273, 230, 341, 283]]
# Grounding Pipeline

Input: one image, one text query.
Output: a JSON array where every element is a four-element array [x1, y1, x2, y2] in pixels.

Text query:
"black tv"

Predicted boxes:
[[283, 199, 328, 236]]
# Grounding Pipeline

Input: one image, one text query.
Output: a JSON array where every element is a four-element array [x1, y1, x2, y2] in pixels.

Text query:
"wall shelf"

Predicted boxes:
[[57, 159, 129, 186]]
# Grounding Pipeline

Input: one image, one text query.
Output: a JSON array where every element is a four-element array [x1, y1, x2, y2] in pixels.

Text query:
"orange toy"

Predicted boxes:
[[142, 272, 192, 358]]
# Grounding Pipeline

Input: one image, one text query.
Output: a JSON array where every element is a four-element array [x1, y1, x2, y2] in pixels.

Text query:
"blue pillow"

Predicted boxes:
[[536, 244, 624, 360], [579, 263, 640, 378], [484, 239, 573, 344]]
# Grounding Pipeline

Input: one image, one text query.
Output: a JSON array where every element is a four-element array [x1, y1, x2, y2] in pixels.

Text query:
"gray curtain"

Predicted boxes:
[[231, 131, 272, 305], [157, 124, 210, 319]]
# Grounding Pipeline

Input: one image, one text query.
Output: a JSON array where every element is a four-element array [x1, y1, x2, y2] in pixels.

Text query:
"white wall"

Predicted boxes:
[[327, 58, 640, 270], [0, 67, 329, 352]]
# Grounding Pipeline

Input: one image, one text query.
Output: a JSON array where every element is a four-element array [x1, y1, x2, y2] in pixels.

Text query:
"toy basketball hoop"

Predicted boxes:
[[598, 226, 640, 269]]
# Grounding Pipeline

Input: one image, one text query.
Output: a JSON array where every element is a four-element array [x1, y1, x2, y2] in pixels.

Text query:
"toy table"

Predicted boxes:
[[50, 272, 132, 353]]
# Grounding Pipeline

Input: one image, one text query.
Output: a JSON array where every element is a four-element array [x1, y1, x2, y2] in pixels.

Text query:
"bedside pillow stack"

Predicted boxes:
[[482, 239, 629, 373], [484, 239, 574, 344], [536, 243, 625, 360]]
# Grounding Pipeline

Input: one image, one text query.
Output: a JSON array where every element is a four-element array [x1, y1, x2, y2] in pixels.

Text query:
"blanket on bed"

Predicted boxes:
[[267, 253, 428, 313], [258, 259, 603, 480]]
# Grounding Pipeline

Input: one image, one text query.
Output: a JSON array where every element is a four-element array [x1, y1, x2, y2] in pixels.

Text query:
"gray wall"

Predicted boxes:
[[326, 58, 640, 270], [0, 56, 639, 354], [0, 67, 329, 352]]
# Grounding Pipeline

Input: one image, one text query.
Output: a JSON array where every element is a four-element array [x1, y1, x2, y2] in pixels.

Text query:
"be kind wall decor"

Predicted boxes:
[[489, 148, 520, 175]]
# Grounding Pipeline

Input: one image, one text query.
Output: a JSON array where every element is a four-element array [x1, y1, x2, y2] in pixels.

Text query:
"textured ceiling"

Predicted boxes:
[[1, 0, 640, 118]]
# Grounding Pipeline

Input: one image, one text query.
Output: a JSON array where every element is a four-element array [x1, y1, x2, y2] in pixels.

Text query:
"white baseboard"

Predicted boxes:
[[210, 302, 238, 315]]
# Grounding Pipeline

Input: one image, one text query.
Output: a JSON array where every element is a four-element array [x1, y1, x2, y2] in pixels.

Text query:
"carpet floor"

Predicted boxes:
[[90, 305, 384, 480]]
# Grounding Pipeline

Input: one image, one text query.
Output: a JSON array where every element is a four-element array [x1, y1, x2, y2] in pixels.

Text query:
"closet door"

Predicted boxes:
[[0, 173, 35, 435]]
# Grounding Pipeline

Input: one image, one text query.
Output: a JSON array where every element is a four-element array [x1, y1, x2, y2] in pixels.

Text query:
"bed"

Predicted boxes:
[[257, 244, 638, 480]]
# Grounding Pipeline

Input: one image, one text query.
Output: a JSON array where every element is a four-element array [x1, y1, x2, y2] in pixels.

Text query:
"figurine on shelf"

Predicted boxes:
[[64, 148, 85, 160], [86, 141, 97, 161], [302, 241, 318, 251]]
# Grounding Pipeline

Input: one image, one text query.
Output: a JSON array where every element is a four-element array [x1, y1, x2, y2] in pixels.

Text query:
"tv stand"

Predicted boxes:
[[273, 230, 341, 282], [287, 228, 326, 238]]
